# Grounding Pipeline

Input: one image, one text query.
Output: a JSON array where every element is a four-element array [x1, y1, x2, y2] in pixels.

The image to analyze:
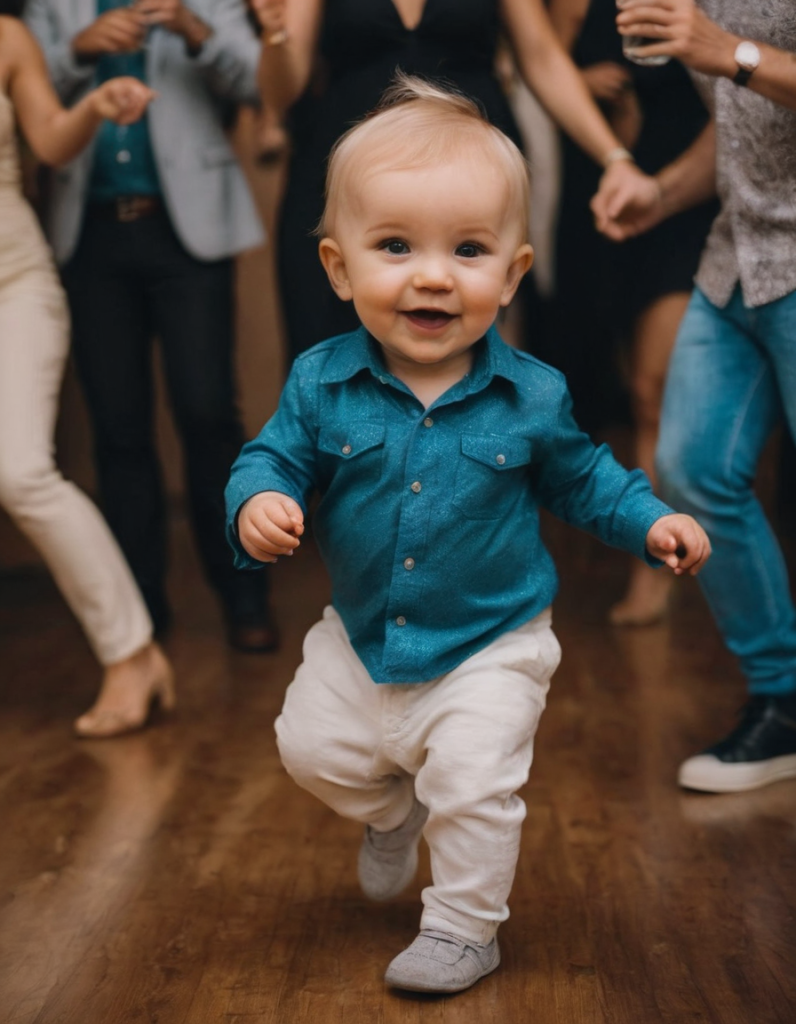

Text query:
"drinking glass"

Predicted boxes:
[[617, 0, 671, 67]]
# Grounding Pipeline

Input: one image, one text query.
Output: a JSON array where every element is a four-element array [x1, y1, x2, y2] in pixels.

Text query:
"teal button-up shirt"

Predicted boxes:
[[88, 0, 161, 200], [226, 326, 672, 683]]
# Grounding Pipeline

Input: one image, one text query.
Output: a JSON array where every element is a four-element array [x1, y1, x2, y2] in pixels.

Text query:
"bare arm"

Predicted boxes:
[[5, 20, 153, 167], [617, 0, 796, 111], [547, 0, 590, 53], [249, 0, 324, 115], [501, 0, 629, 165]]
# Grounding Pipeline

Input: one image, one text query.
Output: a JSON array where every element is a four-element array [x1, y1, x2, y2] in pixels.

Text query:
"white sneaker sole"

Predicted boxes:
[[678, 752, 796, 793]]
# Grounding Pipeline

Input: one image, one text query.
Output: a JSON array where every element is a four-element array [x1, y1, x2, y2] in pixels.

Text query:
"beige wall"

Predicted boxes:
[[0, 109, 287, 569]]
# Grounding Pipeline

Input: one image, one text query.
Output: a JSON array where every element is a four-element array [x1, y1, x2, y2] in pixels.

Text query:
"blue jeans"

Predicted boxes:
[[657, 285, 796, 696]]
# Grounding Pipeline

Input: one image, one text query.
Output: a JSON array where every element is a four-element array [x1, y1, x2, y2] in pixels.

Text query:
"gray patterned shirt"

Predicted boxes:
[[692, 0, 796, 308]]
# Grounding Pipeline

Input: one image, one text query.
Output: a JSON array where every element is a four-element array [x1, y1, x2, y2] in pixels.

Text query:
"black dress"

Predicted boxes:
[[278, 0, 524, 361], [546, 0, 718, 432]]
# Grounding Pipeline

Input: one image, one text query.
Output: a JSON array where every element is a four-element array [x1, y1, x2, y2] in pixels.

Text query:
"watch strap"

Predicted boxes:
[[733, 65, 753, 87]]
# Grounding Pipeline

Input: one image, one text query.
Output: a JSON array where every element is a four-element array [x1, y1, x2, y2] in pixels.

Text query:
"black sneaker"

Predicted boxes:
[[678, 694, 796, 793]]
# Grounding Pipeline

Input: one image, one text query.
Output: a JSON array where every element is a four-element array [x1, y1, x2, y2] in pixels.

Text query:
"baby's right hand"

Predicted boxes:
[[238, 491, 304, 563]]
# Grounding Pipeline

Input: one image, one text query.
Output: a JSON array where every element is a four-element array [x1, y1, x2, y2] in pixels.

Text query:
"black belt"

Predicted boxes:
[[89, 196, 163, 223]]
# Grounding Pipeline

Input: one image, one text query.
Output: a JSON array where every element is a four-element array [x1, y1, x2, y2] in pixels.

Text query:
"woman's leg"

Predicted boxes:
[[610, 291, 690, 626], [0, 282, 173, 734]]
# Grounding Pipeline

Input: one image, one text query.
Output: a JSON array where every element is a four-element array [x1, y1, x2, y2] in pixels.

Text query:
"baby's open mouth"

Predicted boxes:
[[404, 309, 455, 328]]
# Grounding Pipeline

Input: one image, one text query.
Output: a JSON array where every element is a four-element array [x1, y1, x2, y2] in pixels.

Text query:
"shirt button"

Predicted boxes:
[[117, 150, 132, 164], [423, 417, 434, 428], [342, 444, 352, 455], [396, 615, 407, 626], [731, 139, 740, 150], [411, 481, 422, 493], [403, 557, 415, 570], [496, 454, 506, 465]]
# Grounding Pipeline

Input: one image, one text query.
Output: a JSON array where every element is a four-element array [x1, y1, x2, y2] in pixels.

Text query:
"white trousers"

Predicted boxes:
[[276, 605, 562, 944], [0, 277, 152, 665]]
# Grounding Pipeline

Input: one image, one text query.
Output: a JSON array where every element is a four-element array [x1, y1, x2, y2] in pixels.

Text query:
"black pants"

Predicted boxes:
[[62, 209, 265, 629]]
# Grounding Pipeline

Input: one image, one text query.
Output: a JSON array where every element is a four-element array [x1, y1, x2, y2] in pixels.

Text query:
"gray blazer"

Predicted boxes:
[[25, 0, 265, 264]]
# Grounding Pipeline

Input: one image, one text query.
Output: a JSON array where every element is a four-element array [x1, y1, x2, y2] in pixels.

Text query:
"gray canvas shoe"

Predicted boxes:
[[357, 798, 428, 901], [384, 930, 501, 993]]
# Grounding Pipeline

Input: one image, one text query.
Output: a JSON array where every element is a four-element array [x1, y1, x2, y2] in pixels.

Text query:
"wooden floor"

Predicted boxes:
[[1, 511, 794, 1024]]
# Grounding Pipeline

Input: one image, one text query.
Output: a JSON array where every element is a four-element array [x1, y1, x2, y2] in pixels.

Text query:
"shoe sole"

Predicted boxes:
[[385, 946, 501, 994], [678, 753, 796, 793]]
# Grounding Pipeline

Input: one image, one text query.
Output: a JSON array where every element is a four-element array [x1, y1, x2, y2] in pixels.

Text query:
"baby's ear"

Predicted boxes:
[[318, 238, 353, 301], [499, 243, 534, 307]]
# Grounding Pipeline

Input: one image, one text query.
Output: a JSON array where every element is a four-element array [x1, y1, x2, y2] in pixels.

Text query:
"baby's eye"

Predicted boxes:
[[380, 239, 410, 255], [456, 242, 484, 259]]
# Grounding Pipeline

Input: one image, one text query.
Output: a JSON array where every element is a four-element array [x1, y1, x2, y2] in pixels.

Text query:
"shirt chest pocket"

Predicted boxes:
[[318, 421, 386, 485], [452, 434, 533, 520]]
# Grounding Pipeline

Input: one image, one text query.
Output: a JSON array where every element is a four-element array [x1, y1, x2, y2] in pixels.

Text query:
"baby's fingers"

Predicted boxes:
[[667, 523, 711, 576]]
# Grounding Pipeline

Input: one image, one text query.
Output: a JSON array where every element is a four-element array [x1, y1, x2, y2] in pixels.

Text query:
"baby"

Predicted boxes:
[[225, 76, 711, 995]]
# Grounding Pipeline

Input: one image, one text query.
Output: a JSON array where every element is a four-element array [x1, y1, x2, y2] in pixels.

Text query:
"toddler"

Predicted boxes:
[[225, 76, 711, 995]]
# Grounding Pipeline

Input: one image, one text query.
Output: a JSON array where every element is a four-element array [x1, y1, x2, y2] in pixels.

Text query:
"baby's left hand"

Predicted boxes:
[[646, 513, 711, 576]]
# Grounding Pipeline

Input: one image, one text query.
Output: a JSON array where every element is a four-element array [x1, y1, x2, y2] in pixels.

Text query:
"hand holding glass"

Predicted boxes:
[[617, 0, 671, 67]]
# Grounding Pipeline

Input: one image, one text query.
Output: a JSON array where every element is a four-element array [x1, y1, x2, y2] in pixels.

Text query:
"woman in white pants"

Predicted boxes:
[[0, 10, 173, 737]]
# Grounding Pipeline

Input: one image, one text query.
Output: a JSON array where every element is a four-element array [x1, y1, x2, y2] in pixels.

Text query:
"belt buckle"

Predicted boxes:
[[117, 197, 140, 222]]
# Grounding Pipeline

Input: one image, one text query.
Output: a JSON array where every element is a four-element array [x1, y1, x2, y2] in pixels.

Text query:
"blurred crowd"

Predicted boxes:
[[1, 0, 795, 801]]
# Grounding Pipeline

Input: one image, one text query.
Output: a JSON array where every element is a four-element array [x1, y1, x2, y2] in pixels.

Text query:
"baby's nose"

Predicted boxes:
[[412, 261, 455, 291]]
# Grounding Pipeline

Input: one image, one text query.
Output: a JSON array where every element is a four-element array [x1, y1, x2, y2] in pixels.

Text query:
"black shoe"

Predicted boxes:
[[678, 693, 796, 793], [225, 609, 280, 654]]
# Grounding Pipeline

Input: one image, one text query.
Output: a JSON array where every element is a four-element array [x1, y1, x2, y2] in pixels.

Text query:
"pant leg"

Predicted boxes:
[[401, 614, 561, 944], [62, 218, 169, 628], [142, 218, 265, 617], [0, 278, 152, 665], [656, 286, 796, 695], [275, 606, 416, 831], [277, 607, 561, 945]]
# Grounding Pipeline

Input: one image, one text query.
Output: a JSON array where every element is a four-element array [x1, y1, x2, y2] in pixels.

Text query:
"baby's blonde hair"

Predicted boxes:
[[318, 73, 531, 241]]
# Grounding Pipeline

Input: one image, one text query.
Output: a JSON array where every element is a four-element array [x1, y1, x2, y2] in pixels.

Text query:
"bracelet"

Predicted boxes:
[[603, 146, 635, 168], [265, 29, 289, 46]]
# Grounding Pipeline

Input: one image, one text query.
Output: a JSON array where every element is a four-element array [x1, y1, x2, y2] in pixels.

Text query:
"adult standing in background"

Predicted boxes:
[[250, 0, 661, 363], [25, 0, 278, 652], [0, 3, 173, 738], [549, 0, 716, 627], [593, 0, 796, 793]]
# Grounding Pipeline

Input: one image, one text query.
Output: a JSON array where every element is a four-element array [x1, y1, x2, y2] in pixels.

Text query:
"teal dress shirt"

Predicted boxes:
[[88, 0, 161, 200], [226, 326, 672, 683]]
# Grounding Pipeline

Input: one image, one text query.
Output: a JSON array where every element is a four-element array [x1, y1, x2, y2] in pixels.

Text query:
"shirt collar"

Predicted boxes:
[[318, 323, 524, 395]]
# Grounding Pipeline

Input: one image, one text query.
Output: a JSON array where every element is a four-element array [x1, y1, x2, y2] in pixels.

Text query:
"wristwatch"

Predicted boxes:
[[733, 40, 761, 87]]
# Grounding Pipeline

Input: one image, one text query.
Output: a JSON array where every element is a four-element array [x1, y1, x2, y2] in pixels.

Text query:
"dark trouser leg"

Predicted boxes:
[[144, 219, 267, 624]]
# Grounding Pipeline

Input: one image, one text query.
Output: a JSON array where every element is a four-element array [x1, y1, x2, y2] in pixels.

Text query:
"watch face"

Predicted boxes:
[[735, 41, 761, 71]]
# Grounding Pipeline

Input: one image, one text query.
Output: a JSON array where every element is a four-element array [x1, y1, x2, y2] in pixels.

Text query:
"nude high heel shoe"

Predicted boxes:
[[74, 643, 176, 739]]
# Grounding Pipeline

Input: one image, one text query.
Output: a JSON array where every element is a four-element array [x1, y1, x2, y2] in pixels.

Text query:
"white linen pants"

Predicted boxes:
[[0, 276, 152, 665], [276, 605, 561, 944]]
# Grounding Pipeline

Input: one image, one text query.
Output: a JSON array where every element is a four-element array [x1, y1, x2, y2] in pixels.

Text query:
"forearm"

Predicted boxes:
[[618, 0, 796, 112], [742, 44, 796, 112], [521, 44, 624, 165], [257, 38, 311, 115], [181, 2, 260, 104], [31, 93, 103, 166], [655, 122, 717, 218], [547, 0, 589, 53]]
